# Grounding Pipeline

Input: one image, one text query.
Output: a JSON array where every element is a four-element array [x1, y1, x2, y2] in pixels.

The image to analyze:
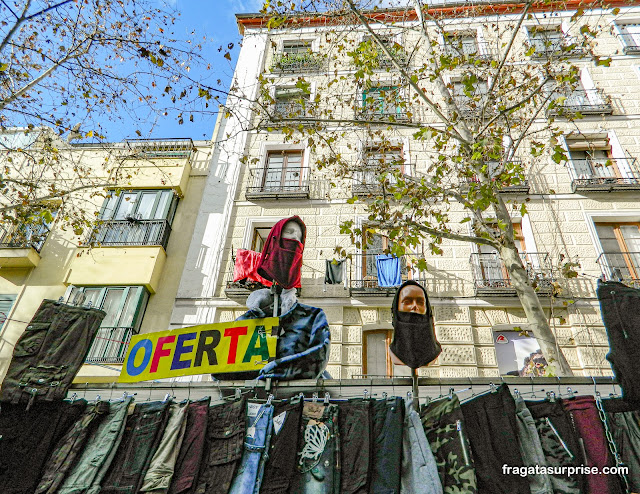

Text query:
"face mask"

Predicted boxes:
[[390, 311, 441, 369], [257, 235, 304, 289]]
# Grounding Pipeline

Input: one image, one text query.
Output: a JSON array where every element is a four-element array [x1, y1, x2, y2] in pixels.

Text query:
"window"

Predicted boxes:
[[595, 223, 640, 281], [66, 286, 149, 363], [566, 136, 615, 180], [92, 189, 178, 248], [251, 227, 272, 252], [273, 87, 311, 118], [362, 233, 408, 281], [0, 294, 16, 330], [528, 27, 565, 55], [362, 34, 407, 67], [452, 78, 489, 117], [363, 330, 392, 377], [272, 39, 322, 72], [353, 146, 405, 194], [444, 31, 488, 58], [618, 22, 640, 54], [0, 210, 55, 252], [361, 86, 406, 119]]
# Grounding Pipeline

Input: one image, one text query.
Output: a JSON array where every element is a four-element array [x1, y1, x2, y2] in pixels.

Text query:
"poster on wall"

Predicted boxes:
[[118, 318, 279, 383]]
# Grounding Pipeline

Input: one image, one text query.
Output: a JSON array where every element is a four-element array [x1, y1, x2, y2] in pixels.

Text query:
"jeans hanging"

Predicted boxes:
[[228, 402, 274, 494]]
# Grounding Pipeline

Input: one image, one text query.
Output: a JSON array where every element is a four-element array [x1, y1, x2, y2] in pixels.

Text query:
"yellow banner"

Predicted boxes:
[[118, 318, 279, 383]]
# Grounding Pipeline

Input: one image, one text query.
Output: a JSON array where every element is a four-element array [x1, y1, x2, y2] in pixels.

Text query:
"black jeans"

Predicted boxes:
[[597, 281, 640, 406], [370, 397, 404, 494], [260, 399, 303, 494], [290, 402, 340, 494], [1, 300, 105, 404], [338, 399, 372, 494], [0, 399, 86, 494], [101, 400, 170, 494], [196, 397, 246, 494], [461, 384, 529, 494], [603, 397, 640, 493]]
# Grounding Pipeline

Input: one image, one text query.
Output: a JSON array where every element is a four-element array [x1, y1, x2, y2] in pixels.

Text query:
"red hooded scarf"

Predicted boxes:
[[257, 216, 306, 289]]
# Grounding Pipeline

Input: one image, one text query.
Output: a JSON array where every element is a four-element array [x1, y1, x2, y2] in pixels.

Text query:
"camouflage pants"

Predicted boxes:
[[533, 417, 581, 494], [420, 395, 477, 494]]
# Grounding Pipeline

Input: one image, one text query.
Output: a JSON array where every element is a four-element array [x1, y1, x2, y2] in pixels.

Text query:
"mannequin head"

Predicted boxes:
[[397, 284, 427, 314], [282, 220, 303, 243]]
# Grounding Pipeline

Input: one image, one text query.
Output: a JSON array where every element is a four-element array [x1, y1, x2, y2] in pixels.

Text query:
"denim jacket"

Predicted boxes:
[[236, 302, 330, 380]]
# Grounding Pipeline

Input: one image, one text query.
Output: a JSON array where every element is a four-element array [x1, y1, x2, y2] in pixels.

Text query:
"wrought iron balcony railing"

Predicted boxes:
[[528, 37, 586, 58], [621, 35, 640, 55], [272, 99, 316, 120], [548, 88, 612, 115], [271, 52, 324, 72], [351, 163, 413, 196], [246, 166, 311, 200], [372, 48, 409, 68], [85, 326, 135, 364], [349, 253, 412, 296], [596, 251, 640, 286], [470, 252, 553, 296], [568, 158, 640, 192], [0, 225, 49, 253], [87, 219, 172, 249], [460, 161, 529, 193], [125, 138, 194, 158], [443, 40, 494, 59]]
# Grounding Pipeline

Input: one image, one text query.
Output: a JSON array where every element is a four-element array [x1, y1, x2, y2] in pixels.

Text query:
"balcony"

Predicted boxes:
[[349, 253, 413, 296], [596, 251, 640, 288], [271, 99, 316, 122], [443, 40, 494, 60], [528, 37, 586, 58], [548, 89, 612, 116], [85, 327, 134, 364], [470, 252, 553, 297], [246, 166, 310, 200], [271, 52, 324, 73], [0, 226, 49, 268], [224, 254, 270, 299], [373, 48, 408, 68], [569, 158, 640, 193], [87, 219, 172, 249], [352, 163, 412, 196], [125, 138, 194, 158], [621, 35, 640, 55], [460, 161, 529, 194]]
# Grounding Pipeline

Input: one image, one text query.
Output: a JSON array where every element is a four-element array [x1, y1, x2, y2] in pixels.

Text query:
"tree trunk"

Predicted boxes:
[[499, 242, 574, 376]]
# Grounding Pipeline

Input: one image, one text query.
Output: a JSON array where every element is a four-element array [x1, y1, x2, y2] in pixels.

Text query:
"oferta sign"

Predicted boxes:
[[118, 318, 279, 383]]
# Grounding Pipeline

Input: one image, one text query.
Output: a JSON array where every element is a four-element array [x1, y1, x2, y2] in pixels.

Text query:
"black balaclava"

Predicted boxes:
[[390, 280, 442, 369]]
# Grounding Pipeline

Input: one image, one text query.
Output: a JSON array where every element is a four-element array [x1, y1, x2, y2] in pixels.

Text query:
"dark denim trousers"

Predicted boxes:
[[370, 397, 404, 494], [290, 402, 341, 494], [338, 399, 372, 494], [461, 384, 529, 494], [36, 400, 110, 494], [169, 398, 211, 494], [196, 397, 247, 494], [101, 400, 170, 494], [259, 399, 303, 494], [597, 281, 640, 406], [1, 300, 105, 404], [0, 399, 86, 494]]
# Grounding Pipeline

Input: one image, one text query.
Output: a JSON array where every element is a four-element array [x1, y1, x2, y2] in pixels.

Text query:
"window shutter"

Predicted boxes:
[[0, 295, 17, 329]]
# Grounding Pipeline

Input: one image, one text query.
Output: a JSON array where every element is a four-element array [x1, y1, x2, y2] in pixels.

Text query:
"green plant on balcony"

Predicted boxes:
[[272, 52, 322, 72]]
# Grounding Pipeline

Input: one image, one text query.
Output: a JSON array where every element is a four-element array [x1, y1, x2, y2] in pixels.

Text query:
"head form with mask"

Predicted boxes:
[[257, 215, 306, 289], [390, 280, 442, 369]]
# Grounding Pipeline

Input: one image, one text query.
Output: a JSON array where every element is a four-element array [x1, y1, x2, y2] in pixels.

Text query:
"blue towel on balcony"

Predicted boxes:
[[376, 254, 402, 287]]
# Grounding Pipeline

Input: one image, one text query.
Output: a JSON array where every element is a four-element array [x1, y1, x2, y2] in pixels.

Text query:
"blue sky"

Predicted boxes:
[[114, 0, 264, 141]]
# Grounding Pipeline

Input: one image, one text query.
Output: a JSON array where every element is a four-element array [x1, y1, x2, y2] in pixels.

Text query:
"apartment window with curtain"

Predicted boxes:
[[595, 223, 640, 282], [67, 285, 149, 363], [92, 189, 178, 249]]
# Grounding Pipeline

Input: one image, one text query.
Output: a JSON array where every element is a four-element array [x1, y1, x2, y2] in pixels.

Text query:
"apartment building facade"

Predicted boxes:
[[175, 1, 640, 380], [0, 132, 212, 382]]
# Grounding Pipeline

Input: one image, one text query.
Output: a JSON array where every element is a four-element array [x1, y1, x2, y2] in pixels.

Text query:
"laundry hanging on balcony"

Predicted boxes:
[[376, 254, 402, 287], [233, 249, 273, 287], [324, 259, 345, 285]]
